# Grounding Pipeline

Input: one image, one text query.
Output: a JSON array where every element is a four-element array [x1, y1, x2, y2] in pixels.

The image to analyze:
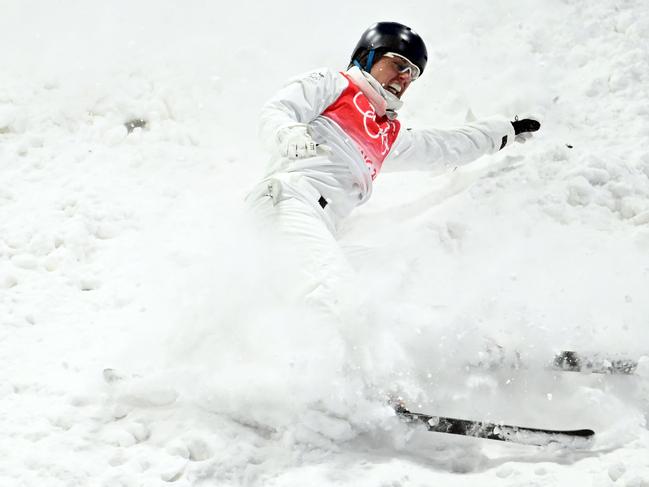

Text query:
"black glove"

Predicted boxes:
[[511, 118, 541, 135]]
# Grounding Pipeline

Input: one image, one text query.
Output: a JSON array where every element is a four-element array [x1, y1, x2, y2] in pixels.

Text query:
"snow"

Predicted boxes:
[[1, 0, 649, 485]]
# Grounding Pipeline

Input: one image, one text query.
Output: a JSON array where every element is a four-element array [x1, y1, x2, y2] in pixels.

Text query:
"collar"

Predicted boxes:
[[346, 66, 403, 120]]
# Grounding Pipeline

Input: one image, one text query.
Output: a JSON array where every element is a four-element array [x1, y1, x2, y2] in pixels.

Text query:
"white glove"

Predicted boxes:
[[276, 124, 318, 160]]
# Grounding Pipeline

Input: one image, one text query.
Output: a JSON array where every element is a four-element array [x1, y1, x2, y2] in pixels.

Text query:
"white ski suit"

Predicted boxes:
[[247, 66, 516, 313]]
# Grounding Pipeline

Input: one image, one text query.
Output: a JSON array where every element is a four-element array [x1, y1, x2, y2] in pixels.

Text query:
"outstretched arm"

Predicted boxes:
[[385, 118, 539, 171]]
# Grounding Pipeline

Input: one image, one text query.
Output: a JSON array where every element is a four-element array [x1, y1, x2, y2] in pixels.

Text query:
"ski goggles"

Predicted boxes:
[[384, 52, 421, 81]]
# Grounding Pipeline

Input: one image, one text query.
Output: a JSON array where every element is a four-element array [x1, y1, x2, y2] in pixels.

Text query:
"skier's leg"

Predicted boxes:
[[246, 181, 352, 318], [245, 182, 385, 445]]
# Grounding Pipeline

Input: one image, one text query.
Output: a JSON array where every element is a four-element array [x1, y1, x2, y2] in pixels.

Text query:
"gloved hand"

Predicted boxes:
[[276, 124, 318, 160], [511, 117, 541, 143]]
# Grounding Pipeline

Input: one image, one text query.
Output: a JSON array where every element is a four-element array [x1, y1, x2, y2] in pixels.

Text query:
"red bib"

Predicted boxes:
[[322, 73, 400, 180]]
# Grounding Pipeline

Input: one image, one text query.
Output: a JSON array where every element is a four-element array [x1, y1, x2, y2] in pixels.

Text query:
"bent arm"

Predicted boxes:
[[258, 69, 346, 152]]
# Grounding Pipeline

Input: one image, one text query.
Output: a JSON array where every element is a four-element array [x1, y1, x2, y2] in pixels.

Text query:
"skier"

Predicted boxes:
[[247, 21, 540, 312]]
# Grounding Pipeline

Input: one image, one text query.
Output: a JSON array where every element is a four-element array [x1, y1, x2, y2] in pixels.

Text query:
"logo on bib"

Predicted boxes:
[[322, 75, 400, 179], [352, 92, 392, 157]]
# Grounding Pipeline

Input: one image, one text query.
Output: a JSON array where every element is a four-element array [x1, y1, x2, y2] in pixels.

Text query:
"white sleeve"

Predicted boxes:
[[384, 118, 516, 171], [258, 68, 346, 152]]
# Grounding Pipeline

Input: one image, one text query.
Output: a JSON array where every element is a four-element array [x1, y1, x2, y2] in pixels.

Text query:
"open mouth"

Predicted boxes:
[[386, 82, 402, 96]]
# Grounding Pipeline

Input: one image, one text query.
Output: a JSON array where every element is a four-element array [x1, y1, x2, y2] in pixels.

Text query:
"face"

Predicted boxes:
[[369, 55, 417, 99]]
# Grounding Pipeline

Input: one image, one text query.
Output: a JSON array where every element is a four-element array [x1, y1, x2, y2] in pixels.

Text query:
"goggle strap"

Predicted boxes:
[[365, 49, 375, 72]]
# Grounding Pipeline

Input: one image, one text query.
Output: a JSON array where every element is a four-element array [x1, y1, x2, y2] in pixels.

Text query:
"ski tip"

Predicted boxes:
[[570, 429, 595, 438], [554, 429, 596, 450], [495, 425, 596, 448]]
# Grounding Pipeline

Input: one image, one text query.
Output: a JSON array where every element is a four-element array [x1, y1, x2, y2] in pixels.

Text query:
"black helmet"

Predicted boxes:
[[349, 22, 428, 75]]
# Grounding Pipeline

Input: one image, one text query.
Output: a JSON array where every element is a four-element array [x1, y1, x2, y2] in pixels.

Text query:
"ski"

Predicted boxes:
[[468, 349, 639, 375], [394, 404, 594, 448], [551, 351, 638, 375]]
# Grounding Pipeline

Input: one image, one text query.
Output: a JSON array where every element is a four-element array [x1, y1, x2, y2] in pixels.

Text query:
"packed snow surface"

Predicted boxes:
[[2, 0, 649, 485]]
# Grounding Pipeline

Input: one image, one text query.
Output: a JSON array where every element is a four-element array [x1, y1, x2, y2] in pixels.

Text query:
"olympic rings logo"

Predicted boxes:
[[352, 92, 394, 156]]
